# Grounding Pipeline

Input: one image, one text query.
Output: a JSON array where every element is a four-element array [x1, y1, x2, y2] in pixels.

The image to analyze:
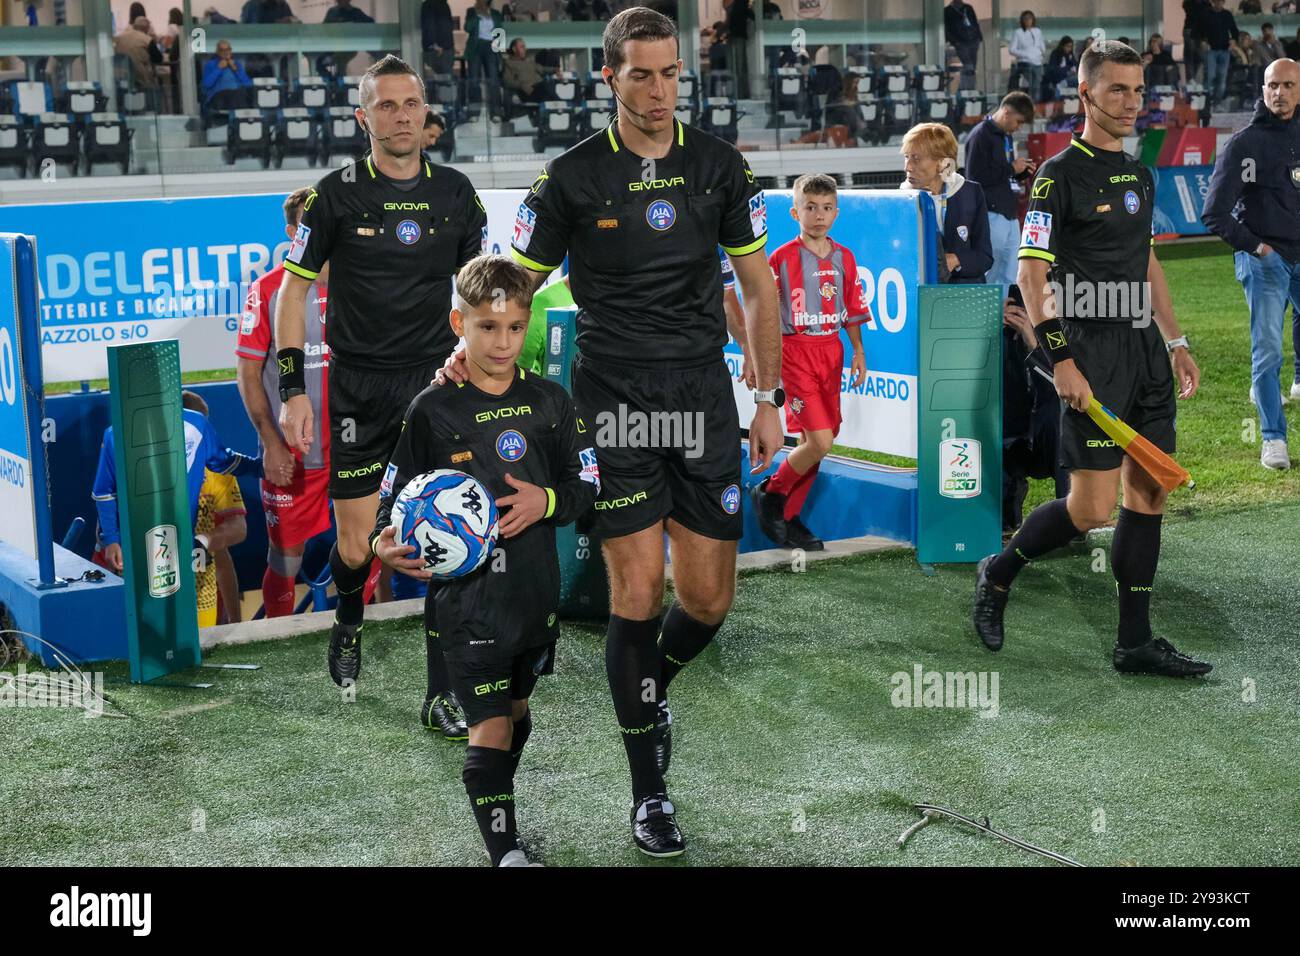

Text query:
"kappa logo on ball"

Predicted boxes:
[[720, 484, 740, 514], [646, 199, 676, 231], [496, 429, 527, 462], [1123, 190, 1140, 214], [396, 219, 422, 245]]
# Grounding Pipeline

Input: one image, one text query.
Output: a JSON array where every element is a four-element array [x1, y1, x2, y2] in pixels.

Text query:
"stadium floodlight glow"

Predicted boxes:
[[897, 803, 1084, 867]]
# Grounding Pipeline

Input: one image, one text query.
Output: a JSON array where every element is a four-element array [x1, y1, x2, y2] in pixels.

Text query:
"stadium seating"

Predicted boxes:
[[322, 105, 366, 164], [272, 108, 321, 168], [0, 115, 30, 176], [700, 96, 740, 144], [33, 113, 81, 176], [292, 77, 331, 111], [533, 99, 586, 152], [82, 113, 133, 175], [586, 70, 615, 129], [55, 81, 107, 120], [223, 108, 273, 167]]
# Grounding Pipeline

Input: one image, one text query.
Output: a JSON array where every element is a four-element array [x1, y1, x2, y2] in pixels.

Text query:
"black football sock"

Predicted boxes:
[[510, 709, 532, 776], [329, 542, 371, 627], [1112, 507, 1162, 649], [463, 745, 518, 865], [986, 497, 1082, 588], [659, 603, 722, 692], [605, 614, 664, 802], [423, 588, 451, 699]]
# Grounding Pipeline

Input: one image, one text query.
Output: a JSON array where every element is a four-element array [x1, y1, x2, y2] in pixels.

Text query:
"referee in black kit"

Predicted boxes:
[[275, 55, 487, 725], [972, 40, 1212, 678], [443, 7, 783, 856]]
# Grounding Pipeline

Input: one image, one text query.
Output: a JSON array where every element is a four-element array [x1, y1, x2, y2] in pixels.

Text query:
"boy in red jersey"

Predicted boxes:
[[752, 174, 871, 550]]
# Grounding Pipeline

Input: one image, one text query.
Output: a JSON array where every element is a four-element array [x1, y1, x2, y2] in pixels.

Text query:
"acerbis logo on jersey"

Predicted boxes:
[[721, 484, 740, 514], [748, 193, 767, 238], [1021, 211, 1052, 250], [496, 429, 527, 462], [396, 219, 421, 245], [1123, 190, 1140, 214], [939, 439, 981, 499], [287, 223, 311, 263], [514, 203, 536, 250], [646, 199, 676, 231]]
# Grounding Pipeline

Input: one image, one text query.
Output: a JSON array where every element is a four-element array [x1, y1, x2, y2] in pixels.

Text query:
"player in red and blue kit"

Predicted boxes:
[[753, 174, 871, 551]]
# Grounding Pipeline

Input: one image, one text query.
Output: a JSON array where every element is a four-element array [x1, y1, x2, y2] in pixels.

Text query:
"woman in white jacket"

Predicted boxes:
[[1008, 10, 1045, 101]]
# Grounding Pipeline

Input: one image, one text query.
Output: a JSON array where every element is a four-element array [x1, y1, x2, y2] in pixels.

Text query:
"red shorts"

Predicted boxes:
[[782, 334, 844, 436], [262, 463, 332, 550]]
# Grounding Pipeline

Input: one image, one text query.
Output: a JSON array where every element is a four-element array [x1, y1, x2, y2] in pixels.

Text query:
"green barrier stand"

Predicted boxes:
[[916, 284, 1004, 568], [107, 340, 202, 682], [544, 306, 609, 620]]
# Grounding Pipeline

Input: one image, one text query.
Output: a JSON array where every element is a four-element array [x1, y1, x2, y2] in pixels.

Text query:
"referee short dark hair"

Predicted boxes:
[[359, 54, 422, 109], [1000, 91, 1035, 123], [603, 6, 679, 74], [1079, 39, 1143, 90], [456, 255, 536, 313]]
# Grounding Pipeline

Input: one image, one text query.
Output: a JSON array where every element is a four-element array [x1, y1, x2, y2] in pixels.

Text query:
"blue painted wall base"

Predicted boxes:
[[0, 540, 126, 666]]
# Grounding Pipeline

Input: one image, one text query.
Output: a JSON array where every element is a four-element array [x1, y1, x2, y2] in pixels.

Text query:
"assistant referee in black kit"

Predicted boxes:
[[275, 55, 487, 707], [973, 40, 1211, 678]]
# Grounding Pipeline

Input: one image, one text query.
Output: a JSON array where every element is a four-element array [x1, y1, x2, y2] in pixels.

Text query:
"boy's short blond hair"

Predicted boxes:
[[455, 254, 536, 313], [899, 122, 958, 162]]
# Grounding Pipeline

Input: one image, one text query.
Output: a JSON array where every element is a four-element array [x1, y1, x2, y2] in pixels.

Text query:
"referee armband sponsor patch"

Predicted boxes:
[[748, 193, 767, 239], [1020, 211, 1052, 250], [513, 202, 536, 251], [287, 223, 311, 264]]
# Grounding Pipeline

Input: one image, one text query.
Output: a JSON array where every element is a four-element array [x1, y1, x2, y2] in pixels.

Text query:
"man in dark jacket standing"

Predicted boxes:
[[964, 91, 1035, 290], [724, 0, 753, 98], [421, 0, 455, 75], [945, 0, 983, 91], [1202, 0, 1240, 105], [1202, 58, 1300, 470]]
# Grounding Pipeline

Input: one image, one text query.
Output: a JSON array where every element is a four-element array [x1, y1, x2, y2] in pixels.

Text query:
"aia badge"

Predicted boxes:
[[646, 199, 676, 231], [396, 219, 422, 244], [1123, 190, 1140, 214], [497, 429, 527, 462], [720, 483, 741, 514]]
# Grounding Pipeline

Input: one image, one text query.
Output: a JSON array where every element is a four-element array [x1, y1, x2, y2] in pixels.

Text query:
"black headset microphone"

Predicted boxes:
[[1081, 90, 1130, 125], [606, 76, 656, 122]]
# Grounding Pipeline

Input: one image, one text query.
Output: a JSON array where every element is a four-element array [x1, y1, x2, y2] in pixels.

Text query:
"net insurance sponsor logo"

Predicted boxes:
[[939, 439, 981, 499], [147, 524, 181, 598], [50, 886, 152, 936]]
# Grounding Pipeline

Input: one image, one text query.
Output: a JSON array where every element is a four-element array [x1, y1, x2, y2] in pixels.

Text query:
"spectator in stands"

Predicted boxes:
[[465, 0, 505, 123], [128, 2, 146, 20], [1202, 0, 1240, 105], [1275, 1, 1298, 12], [1258, 23, 1286, 64], [707, 22, 729, 75], [1202, 58, 1300, 470], [502, 37, 554, 105], [901, 122, 993, 284], [944, 0, 983, 91], [240, 0, 295, 23], [1240, 0, 1262, 12], [204, 6, 236, 24], [324, 0, 373, 23], [1288, 27, 1300, 59], [1008, 10, 1045, 100], [423, 109, 446, 152], [1042, 35, 1075, 100], [114, 17, 163, 98], [1184, 0, 1210, 84], [724, 0, 754, 98], [1143, 34, 1180, 87], [566, 0, 611, 20], [202, 40, 253, 108], [1235, 31, 1267, 91], [964, 91, 1035, 291], [1000, 285, 1066, 532], [421, 0, 455, 76]]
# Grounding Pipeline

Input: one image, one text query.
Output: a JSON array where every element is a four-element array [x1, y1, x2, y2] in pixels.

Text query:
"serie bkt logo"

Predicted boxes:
[[939, 439, 981, 499]]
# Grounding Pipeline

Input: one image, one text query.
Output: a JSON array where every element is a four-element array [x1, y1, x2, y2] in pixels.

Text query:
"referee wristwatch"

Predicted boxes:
[[279, 386, 307, 402], [1165, 335, 1190, 354], [754, 386, 786, 409]]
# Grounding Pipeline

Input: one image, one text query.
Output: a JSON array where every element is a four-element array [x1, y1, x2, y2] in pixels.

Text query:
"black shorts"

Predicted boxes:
[[328, 359, 440, 499], [1058, 319, 1176, 472], [445, 641, 555, 727], [571, 354, 743, 541]]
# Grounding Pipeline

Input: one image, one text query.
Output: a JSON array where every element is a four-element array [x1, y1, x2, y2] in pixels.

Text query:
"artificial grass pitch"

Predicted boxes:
[[4, 503, 1298, 867]]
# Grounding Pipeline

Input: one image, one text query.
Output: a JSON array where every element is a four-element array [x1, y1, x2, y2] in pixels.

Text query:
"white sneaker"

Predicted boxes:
[[1261, 439, 1291, 470], [498, 848, 543, 867], [1250, 385, 1257, 405], [1292, 380, 1300, 402]]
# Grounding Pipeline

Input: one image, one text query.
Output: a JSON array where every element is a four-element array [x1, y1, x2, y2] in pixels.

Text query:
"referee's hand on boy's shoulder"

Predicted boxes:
[[434, 346, 470, 386]]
